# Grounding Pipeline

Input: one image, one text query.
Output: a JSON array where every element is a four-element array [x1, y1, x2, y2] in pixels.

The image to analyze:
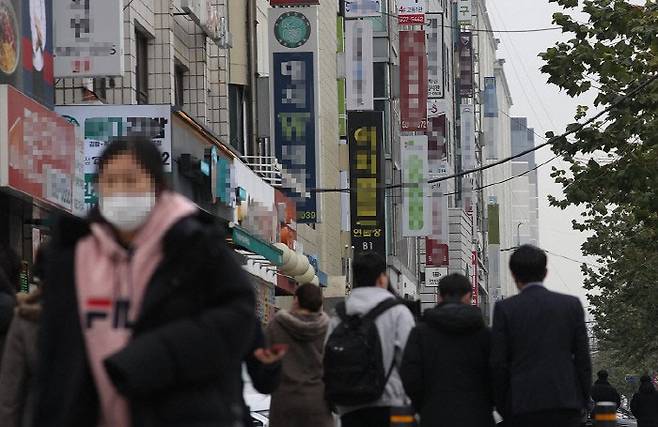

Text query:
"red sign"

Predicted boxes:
[[426, 239, 449, 267], [3, 86, 78, 212], [459, 32, 474, 98], [471, 250, 479, 306], [400, 31, 428, 131], [270, 0, 318, 4]]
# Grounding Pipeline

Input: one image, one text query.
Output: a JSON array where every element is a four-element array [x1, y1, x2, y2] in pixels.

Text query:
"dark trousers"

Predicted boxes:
[[507, 409, 582, 427], [342, 406, 391, 427]]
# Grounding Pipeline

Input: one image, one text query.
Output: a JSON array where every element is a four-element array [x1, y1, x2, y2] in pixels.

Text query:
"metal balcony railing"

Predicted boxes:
[[241, 155, 283, 187]]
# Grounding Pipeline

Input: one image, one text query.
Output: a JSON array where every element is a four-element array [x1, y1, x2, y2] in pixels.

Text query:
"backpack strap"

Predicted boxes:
[[362, 298, 404, 322]]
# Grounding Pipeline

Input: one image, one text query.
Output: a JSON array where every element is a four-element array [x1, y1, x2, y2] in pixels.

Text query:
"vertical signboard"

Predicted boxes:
[[348, 111, 385, 256], [471, 250, 479, 305], [427, 114, 449, 246], [459, 32, 473, 98], [54, 0, 124, 77], [56, 105, 172, 209], [400, 31, 427, 131], [397, 0, 425, 24], [345, 19, 373, 111], [457, 0, 472, 25], [343, 0, 381, 17], [426, 13, 444, 99], [460, 103, 475, 170], [269, 7, 319, 223], [484, 77, 498, 117], [0, 0, 55, 108], [401, 135, 430, 237]]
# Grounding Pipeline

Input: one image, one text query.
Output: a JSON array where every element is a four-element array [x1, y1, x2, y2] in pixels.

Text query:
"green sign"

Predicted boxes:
[[232, 226, 283, 266], [488, 204, 500, 245], [275, 12, 312, 48]]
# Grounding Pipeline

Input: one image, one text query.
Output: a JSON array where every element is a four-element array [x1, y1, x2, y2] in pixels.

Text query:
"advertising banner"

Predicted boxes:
[[426, 13, 444, 99], [459, 32, 473, 98], [426, 240, 448, 267], [397, 0, 424, 24], [400, 31, 427, 131], [344, 0, 381, 18], [54, 0, 124, 77], [457, 0, 472, 25], [345, 19, 373, 111], [427, 114, 449, 245], [56, 104, 172, 209], [269, 6, 319, 223], [270, 0, 318, 5], [401, 135, 430, 237], [348, 111, 385, 256], [425, 267, 448, 287], [0, 85, 81, 213], [0, 0, 55, 108]]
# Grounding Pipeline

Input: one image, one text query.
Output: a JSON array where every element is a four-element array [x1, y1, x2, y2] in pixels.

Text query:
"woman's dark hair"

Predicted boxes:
[[640, 375, 656, 394], [509, 244, 548, 284], [439, 273, 472, 300], [97, 136, 167, 193], [0, 245, 21, 294], [33, 242, 49, 283], [295, 284, 323, 312], [353, 252, 387, 288]]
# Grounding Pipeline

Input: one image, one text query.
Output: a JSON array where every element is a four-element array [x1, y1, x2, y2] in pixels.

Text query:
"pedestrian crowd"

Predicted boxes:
[[0, 137, 651, 427]]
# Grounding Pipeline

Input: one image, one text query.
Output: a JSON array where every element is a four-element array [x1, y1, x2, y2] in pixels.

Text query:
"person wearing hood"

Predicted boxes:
[[266, 283, 333, 427], [0, 243, 47, 427], [326, 252, 415, 427], [400, 273, 494, 427], [0, 245, 20, 361], [591, 370, 621, 410], [631, 375, 658, 427], [33, 137, 255, 427]]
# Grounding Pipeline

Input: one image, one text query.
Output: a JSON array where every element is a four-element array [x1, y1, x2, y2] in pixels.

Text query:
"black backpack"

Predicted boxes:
[[324, 298, 403, 406]]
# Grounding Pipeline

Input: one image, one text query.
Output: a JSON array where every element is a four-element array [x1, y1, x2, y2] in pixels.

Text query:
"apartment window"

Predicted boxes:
[[135, 31, 149, 104], [174, 64, 186, 108], [229, 84, 246, 152], [93, 78, 106, 102]]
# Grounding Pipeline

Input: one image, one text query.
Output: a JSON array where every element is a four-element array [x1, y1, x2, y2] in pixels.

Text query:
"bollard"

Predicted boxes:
[[594, 401, 617, 427]]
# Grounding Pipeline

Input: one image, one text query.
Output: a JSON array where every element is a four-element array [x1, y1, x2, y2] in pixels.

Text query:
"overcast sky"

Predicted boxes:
[[487, 0, 596, 307]]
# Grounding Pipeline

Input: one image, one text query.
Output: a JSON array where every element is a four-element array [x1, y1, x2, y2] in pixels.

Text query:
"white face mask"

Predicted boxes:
[[99, 193, 156, 232]]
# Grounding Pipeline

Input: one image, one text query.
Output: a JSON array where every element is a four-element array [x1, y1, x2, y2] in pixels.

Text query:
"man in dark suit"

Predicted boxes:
[[491, 245, 592, 427]]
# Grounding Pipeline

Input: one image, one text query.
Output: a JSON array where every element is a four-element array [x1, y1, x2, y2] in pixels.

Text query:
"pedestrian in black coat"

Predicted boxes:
[[33, 138, 255, 427], [491, 245, 592, 427], [401, 273, 495, 427], [631, 376, 658, 427], [591, 370, 621, 409]]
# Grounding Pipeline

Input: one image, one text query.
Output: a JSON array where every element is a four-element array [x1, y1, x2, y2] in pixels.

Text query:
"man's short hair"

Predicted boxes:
[[295, 283, 323, 312], [509, 245, 547, 284], [438, 273, 472, 300], [353, 252, 387, 288]]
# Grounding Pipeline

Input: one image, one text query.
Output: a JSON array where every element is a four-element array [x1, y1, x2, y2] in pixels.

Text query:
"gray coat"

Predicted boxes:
[[267, 310, 333, 427], [0, 314, 39, 427], [327, 286, 416, 415]]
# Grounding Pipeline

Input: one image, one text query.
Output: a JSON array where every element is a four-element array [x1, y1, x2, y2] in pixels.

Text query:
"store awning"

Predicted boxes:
[[230, 226, 283, 266]]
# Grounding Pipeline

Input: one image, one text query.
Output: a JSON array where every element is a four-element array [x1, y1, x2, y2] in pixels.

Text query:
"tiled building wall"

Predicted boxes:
[[56, 0, 230, 142]]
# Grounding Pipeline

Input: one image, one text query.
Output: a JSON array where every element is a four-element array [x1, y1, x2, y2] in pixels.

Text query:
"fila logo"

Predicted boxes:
[[85, 298, 134, 329]]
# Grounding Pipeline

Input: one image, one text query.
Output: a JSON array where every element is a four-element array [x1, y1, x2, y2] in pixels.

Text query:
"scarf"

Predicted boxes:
[[75, 192, 197, 427]]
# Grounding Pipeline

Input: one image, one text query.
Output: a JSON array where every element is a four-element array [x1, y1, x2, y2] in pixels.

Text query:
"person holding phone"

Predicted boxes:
[[266, 284, 333, 427]]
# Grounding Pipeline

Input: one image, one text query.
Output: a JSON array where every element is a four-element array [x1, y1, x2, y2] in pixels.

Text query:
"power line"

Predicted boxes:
[[544, 249, 601, 270], [312, 74, 658, 195], [123, 0, 135, 11]]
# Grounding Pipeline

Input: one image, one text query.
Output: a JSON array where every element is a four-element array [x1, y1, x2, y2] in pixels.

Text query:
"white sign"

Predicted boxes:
[[181, 0, 222, 41], [460, 103, 475, 170], [426, 13, 444, 99], [428, 99, 448, 118], [426, 267, 448, 287], [346, 20, 374, 111], [402, 135, 431, 237], [345, 0, 382, 18], [457, 0, 472, 25], [54, 0, 124, 77], [398, 0, 425, 24]]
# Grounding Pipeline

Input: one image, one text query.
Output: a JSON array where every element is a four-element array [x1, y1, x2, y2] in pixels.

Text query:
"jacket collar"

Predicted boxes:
[[521, 282, 546, 293]]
